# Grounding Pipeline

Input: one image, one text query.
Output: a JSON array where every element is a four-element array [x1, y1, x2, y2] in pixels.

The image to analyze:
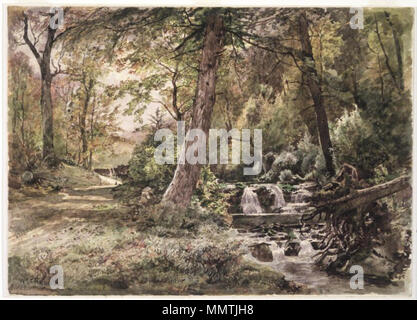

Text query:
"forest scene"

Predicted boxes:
[[7, 6, 413, 296]]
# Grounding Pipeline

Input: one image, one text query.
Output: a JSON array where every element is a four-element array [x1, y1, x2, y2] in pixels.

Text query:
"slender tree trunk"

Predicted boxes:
[[163, 14, 225, 207], [79, 78, 93, 168], [21, 93, 25, 147], [80, 93, 90, 167], [88, 151, 93, 171], [65, 129, 69, 157], [23, 14, 57, 162], [384, 11, 404, 91], [38, 29, 56, 161], [88, 95, 96, 171], [298, 12, 335, 176], [11, 72, 21, 136], [351, 70, 367, 110], [40, 68, 54, 160], [374, 16, 401, 93], [315, 176, 409, 215]]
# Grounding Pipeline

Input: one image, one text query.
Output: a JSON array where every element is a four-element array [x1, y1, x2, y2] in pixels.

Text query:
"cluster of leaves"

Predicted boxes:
[[331, 108, 387, 178], [194, 166, 230, 216], [134, 202, 227, 235], [128, 143, 175, 194], [8, 53, 42, 172]]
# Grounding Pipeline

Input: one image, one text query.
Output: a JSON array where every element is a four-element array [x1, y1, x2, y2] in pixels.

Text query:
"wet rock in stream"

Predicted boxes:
[[249, 243, 274, 262], [310, 240, 322, 250], [284, 239, 302, 256], [270, 232, 289, 242]]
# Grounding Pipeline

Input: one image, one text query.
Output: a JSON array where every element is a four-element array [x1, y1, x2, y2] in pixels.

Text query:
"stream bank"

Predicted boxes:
[[227, 181, 409, 295]]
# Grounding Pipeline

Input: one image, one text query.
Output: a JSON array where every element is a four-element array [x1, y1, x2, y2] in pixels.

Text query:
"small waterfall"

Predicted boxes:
[[264, 184, 286, 211], [241, 187, 263, 214], [291, 189, 312, 203], [298, 240, 315, 258]]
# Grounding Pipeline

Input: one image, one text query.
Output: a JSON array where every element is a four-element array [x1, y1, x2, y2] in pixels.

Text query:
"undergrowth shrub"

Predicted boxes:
[[128, 144, 175, 194], [272, 151, 298, 173], [134, 202, 228, 236], [331, 108, 388, 178], [279, 169, 294, 183], [296, 133, 320, 176], [194, 166, 229, 215]]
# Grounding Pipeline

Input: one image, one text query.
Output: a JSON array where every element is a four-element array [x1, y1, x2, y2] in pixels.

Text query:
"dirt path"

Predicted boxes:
[[8, 184, 127, 257]]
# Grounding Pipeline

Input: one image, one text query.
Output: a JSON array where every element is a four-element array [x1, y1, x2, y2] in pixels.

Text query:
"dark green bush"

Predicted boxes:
[[331, 108, 388, 178], [128, 143, 175, 193]]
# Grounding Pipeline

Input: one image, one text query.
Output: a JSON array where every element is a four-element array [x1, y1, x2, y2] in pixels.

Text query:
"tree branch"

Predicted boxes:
[[22, 13, 41, 65]]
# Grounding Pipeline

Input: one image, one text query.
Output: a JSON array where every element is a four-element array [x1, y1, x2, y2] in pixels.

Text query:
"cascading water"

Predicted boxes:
[[264, 184, 286, 211], [235, 182, 400, 294], [239, 230, 365, 294], [240, 184, 286, 214], [241, 187, 263, 214]]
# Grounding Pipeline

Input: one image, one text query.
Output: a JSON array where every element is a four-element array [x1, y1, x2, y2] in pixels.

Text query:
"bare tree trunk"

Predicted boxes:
[[163, 14, 225, 207], [21, 93, 25, 147], [374, 15, 402, 93], [79, 81, 92, 168], [384, 11, 404, 91], [298, 12, 335, 176], [88, 95, 96, 171], [23, 13, 57, 162], [40, 70, 54, 160], [77, 76, 94, 168], [88, 151, 93, 171], [315, 176, 410, 214]]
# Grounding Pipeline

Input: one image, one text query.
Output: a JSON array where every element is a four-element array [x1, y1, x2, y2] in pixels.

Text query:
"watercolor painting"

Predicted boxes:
[[6, 6, 413, 295]]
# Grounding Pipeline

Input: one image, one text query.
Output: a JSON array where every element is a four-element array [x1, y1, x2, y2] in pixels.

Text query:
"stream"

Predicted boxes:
[[233, 183, 406, 295]]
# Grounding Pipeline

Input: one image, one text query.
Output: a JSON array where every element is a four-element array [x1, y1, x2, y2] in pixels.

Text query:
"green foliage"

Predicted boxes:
[[194, 166, 229, 215], [278, 169, 294, 183], [135, 202, 227, 235], [296, 133, 320, 176], [358, 90, 411, 172], [128, 143, 175, 193], [331, 108, 388, 177], [279, 183, 297, 193], [273, 151, 298, 172], [251, 97, 306, 154], [110, 203, 293, 293], [129, 233, 243, 285], [8, 53, 42, 171]]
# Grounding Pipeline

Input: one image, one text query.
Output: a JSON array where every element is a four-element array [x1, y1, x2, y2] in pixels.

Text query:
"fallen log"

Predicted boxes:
[[313, 175, 410, 215]]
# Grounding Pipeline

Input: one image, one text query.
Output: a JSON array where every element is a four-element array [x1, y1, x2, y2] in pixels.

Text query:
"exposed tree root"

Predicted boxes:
[[301, 174, 410, 269]]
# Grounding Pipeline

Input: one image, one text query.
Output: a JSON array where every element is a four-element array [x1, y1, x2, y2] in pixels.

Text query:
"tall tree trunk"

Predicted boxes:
[[80, 80, 92, 168], [374, 16, 401, 93], [315, 176, 409, 215], [40, 67, 54, 160], [88, 95, 96, 171], [163, 14, 224, 207], [23, 14, 57, 162], [88, 151, 93, 171], [21, 92, 25, 147], [79, 78, 94, 169], [298, 12, 335, 176], [384, 11, 404, 91]]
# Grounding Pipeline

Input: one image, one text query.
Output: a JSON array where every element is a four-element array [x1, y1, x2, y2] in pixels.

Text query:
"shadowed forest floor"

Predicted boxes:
[[8, 165, 411, 296], [8, 165, 304, 295]]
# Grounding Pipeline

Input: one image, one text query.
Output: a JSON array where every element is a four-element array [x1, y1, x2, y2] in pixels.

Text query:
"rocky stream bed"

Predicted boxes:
[[229, 182, 409, 295]]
